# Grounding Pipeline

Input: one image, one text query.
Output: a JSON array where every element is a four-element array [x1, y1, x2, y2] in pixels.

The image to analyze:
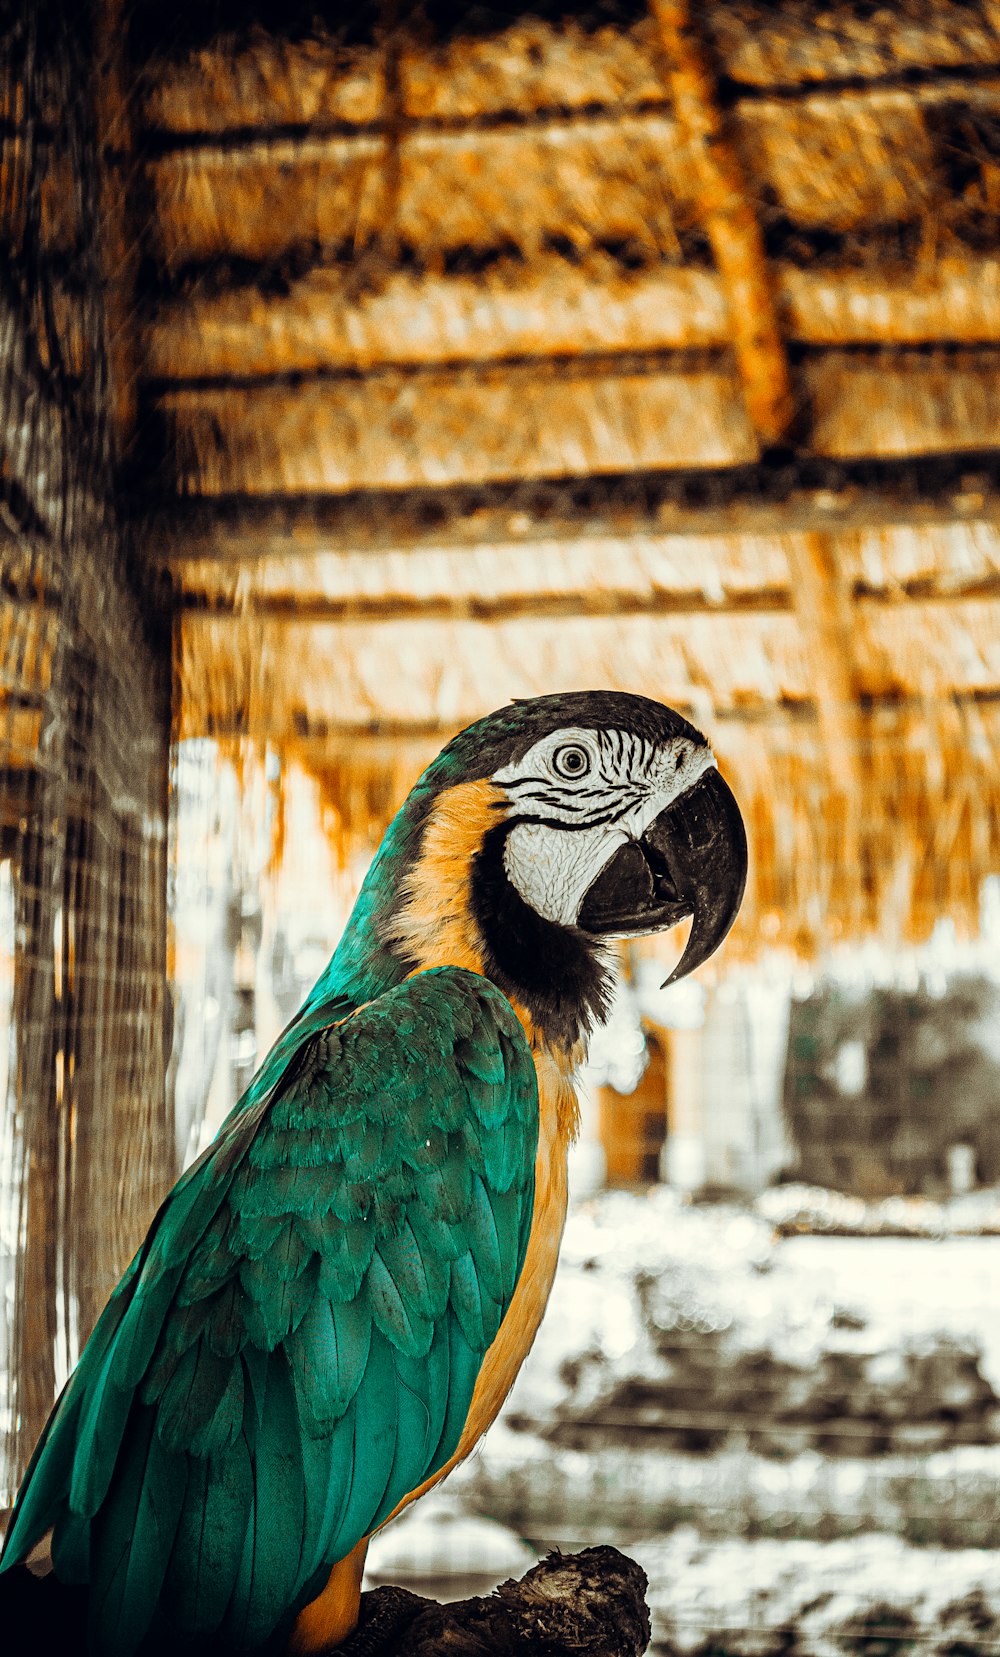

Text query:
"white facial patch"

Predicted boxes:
[[503, 819, 628, 928], [492, 725, 715, 927]]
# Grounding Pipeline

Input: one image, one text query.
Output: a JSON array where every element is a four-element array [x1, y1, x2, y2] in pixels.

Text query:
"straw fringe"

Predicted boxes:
[[146, 112, 699, 270], [145, 253, 1000, 386], [719, 697, 1000, 955], [195, 703, 1000, 962], [163, 520, 1000, 611], [141, 18, 665, 133], [740, 93, 938, 233], [177, 599, 1000, 741], [782, 258, 1000, 347], [142, 34, 383, 133], [164, 531, 795, 607], [158, 347, 1000, 492], [145, 259, 729, 379]]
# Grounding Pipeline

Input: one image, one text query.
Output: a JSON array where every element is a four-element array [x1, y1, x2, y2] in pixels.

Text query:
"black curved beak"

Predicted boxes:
[[576, 767, 747, 985]]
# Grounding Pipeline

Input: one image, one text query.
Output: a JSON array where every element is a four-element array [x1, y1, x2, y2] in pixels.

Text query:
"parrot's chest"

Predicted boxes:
[[385, 1043, 575, 1519], [455, 1045, 574, 1442]]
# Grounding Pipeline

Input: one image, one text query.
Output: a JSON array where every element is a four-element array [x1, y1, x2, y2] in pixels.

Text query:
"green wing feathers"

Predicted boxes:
[[0, 968, 538, 1656]]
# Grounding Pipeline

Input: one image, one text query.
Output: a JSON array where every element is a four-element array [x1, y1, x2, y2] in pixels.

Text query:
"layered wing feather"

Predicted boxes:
[[0, 967, 538, 1656]]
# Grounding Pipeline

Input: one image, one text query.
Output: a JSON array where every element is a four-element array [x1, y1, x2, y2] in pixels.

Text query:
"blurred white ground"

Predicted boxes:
[[493, 1187, 1000, 1433], [366, 1188, 1000, 1651], [631, 1529, 1000, 1656]]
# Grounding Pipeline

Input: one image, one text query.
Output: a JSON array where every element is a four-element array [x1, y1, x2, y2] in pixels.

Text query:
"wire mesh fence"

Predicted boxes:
[[2, 0, 1000, 1651], [0, 0, 173, 1497]]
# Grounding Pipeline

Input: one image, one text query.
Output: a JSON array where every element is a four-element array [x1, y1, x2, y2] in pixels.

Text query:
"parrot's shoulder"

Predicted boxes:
[[287, 964, 537, 1118], [246, 965, 539, 1222]]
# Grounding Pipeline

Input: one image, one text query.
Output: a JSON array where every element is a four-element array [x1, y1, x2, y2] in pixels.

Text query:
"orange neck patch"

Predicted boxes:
[[390, 778, 500, 980]]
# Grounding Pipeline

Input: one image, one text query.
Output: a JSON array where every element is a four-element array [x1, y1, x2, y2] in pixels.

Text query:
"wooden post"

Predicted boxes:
[[10, 786, 64, 1480], [783, 531, 867, 933]]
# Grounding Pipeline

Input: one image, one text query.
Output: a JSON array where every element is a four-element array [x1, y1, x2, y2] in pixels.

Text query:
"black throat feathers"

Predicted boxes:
[[470, 822, 614, 1051]]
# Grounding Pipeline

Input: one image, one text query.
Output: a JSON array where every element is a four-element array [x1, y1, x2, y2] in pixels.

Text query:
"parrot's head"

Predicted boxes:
[[336, 691, 747, 1050]]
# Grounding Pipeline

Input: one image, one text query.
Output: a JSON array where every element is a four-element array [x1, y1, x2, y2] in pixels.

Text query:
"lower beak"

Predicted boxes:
[[576, 767, 747, 985]]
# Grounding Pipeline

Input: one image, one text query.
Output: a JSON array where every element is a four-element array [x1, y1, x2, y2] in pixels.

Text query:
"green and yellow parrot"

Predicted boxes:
[[0, 691, 746, 1655]]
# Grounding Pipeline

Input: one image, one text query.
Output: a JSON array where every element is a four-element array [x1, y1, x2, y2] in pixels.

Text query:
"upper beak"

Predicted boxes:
[[576, 767, 748, 985]]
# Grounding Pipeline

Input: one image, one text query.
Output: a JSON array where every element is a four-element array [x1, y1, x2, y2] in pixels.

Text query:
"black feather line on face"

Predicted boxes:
[[501, 794, 618, 824], [507, 806, 626, 833], [470, 823, 614, 1051]]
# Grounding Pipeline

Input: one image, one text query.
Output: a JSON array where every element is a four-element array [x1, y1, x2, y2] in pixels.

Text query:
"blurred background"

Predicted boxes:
[[2, 0, 1000, 1649]]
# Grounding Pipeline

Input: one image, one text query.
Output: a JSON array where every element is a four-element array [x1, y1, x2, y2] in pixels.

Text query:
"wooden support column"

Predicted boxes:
[[649, 0, 794, 447], [10, 786, 64, 1482]]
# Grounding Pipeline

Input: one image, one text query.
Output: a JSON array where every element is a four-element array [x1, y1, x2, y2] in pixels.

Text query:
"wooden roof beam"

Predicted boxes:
[[147, 452, 1000, 563], [649, 0, 795, 449]]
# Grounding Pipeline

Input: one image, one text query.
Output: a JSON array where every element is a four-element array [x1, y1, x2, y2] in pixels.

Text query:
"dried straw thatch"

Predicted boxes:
[[127, 0, 1000, 958]]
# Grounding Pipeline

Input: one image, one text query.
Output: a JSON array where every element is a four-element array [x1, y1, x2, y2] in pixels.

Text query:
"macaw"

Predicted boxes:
[[0, 690, 746, 1656]]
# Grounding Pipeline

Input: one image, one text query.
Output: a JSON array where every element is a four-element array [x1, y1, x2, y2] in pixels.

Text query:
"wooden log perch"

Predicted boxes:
[[0, 1545, 651, 1656], [382, 1547, 651, 1657]]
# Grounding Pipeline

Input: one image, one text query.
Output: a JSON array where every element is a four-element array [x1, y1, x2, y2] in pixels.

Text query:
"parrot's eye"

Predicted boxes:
[[551, 743, 591, 780]]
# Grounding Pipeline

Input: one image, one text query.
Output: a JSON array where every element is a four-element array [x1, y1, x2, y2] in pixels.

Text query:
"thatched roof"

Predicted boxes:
[[15, 0, 1000, 959]]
